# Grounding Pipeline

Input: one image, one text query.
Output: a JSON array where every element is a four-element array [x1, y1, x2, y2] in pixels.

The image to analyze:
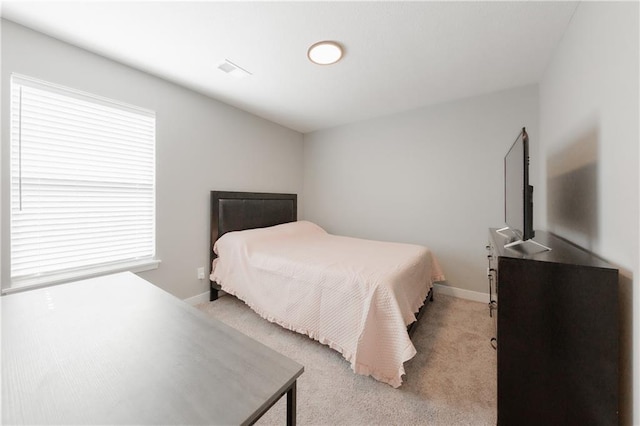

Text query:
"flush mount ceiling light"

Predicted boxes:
[[307, 41, 344, 65]]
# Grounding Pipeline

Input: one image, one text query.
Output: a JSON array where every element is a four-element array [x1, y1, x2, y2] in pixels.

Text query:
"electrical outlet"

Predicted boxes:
[[197, 267, 205, 280]]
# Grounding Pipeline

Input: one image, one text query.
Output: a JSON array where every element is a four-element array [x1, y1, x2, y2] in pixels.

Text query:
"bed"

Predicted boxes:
[[209, 191, 444, 387]]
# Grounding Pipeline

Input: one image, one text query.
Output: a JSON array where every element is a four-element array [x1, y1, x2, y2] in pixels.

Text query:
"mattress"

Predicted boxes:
[[210, 221, 445, 387]]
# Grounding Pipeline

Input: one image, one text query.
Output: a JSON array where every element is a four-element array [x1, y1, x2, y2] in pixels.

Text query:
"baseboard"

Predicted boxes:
[[184, 291, 210, 306], [433, 283, 489, 303]]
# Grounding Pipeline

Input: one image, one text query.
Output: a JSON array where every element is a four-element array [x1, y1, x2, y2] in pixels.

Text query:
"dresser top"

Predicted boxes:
[[489, 228, 617, 271]]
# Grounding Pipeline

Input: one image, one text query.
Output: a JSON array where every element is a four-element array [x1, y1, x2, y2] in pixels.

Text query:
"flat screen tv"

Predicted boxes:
[[504, 127, 534, 242]]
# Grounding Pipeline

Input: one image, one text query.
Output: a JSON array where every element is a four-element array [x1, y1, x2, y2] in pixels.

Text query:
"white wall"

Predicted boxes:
[[303, 85, 539, 295], [539, 2, 639, 424], [0, 20, 304, 299]]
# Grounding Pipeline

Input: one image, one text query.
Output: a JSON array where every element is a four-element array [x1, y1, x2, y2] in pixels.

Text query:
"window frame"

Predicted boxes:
[[3, 74, 159, 293]]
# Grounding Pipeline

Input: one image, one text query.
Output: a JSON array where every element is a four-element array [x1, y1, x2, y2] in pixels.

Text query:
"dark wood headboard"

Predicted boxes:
[[209, 191, 297, 292]]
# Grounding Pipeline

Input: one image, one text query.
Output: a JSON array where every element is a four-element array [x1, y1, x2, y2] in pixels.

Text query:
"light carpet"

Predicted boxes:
[[197, 293, 497, 425]]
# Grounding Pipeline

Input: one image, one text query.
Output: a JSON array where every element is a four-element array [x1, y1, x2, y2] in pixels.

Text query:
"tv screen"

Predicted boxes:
[[504, 127, 534, 241]]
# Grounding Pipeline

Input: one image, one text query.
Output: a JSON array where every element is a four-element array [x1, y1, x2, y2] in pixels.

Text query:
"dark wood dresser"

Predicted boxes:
[[487, 228, 619, 425]]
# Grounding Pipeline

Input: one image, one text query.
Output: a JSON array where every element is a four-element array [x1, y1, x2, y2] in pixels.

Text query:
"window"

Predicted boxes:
[[8, 74, 157, 291]]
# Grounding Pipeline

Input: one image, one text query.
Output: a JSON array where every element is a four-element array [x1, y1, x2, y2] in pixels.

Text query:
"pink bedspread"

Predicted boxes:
[[210, 221, 445, 387]]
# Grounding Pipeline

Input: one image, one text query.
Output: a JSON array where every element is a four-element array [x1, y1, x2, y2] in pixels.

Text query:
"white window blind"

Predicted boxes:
[[9, 74, 157, 289]]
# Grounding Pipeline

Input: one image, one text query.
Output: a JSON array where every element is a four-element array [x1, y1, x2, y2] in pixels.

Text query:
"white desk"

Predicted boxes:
[[1, 272, 303, 425]]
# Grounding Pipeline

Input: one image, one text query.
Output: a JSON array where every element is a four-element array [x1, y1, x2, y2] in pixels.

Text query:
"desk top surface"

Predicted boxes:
[[2, 272, 303, 425]]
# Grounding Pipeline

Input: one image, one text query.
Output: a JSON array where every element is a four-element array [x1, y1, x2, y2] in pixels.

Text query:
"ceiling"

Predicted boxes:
[[1, 1, 578, 133]]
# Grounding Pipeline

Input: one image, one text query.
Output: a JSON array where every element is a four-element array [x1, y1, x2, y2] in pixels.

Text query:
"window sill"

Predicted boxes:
[[2, 259, 162, 295]]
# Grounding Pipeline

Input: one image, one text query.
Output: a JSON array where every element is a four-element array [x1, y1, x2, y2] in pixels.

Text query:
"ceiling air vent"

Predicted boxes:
[[217, 59, 252, 79]]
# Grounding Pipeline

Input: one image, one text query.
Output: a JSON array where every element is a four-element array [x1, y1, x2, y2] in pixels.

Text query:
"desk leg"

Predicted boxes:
[[286, 381, 297, 426]]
